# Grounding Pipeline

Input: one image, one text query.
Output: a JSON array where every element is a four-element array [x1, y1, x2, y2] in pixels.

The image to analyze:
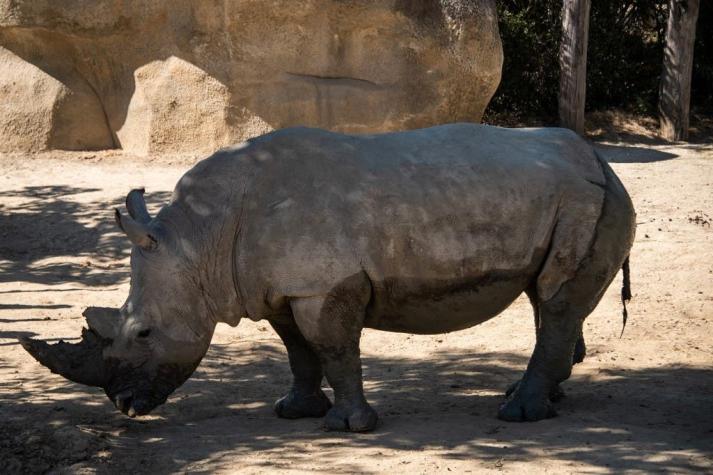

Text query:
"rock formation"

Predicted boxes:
[[0, 0, 502, 155]]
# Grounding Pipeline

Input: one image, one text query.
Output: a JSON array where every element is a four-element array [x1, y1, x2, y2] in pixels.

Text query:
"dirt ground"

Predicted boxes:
[[1, 139, 712, 474]]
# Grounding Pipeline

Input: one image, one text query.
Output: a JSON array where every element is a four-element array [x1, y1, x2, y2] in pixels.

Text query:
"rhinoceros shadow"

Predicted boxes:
[[1, 181, 711, 472], [594, 143, 679, 163], [0, 185, 172, 287], [3, 338, 711, 473]]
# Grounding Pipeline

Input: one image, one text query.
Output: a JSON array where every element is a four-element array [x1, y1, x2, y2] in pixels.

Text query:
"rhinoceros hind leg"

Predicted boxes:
[[290, 273, 377, 432], [498, 298, 583, 422], [500, 162, 635, 422], [499, 248, 612, 421], [504, 330, 585, 403], [270, 320, 332, 419]]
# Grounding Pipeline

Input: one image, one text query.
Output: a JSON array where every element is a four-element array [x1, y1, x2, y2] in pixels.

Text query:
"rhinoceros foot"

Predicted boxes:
[[505, 379, 566, 402], [274, 389, 332, 419], [323, 403, 378, 432], [498, 382, 557, 422]]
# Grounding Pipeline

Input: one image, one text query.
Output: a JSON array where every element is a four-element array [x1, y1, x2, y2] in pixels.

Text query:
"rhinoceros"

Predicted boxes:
[[21, 124, 635, 431]]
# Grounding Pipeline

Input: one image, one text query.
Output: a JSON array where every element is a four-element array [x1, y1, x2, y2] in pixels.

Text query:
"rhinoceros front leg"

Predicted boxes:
[[270, 320, 332, 419], [289, 277, 377, 432]]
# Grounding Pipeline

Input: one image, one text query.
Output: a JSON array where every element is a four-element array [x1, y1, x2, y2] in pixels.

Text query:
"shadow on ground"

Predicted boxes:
[[587, 111, 713, 147], [594, 143, 679, 163], [3, 341, 711, 473], [0, 186, 172, 287]]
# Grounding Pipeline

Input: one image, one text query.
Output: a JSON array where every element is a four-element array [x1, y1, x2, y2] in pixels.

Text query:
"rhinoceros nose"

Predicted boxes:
[[114, 389, 135, 417]]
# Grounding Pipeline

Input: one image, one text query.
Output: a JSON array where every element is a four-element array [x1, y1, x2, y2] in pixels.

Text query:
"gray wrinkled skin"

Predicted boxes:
[[22, 124, 635, 429]]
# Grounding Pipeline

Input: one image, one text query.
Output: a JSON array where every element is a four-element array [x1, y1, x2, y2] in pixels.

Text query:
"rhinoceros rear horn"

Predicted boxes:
[[20, 327, 112, 388], [115, 208, 158, 251], [115, 188, 160, 250], [126, 188, 152, 224]]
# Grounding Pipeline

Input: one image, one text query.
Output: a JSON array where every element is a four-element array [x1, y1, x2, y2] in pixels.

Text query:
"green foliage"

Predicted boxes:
[[587, 0, 668, 115], [485, 0, 713, 121], [691, 1, 713, 113], [486, 1, 562, 122]]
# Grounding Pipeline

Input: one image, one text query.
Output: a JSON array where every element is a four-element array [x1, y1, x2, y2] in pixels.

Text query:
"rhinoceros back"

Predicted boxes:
[[179, 124, 606, 331]]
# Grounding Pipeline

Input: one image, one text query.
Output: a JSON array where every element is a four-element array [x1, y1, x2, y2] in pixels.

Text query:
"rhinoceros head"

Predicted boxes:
[[21, 189, 216, 417]]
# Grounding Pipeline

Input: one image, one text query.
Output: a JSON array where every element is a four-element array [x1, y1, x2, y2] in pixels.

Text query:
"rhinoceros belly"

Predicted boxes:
[[364, 264, 538, 334]]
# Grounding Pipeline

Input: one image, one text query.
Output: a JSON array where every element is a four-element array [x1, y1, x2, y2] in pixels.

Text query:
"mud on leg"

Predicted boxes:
[[290, 273, 377, 432], [271, 319, 332, 419]]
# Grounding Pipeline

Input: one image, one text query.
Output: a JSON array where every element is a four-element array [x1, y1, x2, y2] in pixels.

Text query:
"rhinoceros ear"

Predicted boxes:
[[126, 188, 152, 224], [115, 209, 158, 251], [83, 306, 121, 340]]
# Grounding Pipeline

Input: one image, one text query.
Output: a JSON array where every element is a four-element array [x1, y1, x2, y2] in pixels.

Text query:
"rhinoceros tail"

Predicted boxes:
[[620, 256, 632, 338]]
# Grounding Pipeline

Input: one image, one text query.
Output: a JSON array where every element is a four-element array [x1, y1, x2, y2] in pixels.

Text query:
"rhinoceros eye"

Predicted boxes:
[[137, 329, 152, 339]]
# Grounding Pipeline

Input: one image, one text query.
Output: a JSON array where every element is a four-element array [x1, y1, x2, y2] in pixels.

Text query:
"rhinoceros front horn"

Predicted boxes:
[[19, 307, 119, 388]]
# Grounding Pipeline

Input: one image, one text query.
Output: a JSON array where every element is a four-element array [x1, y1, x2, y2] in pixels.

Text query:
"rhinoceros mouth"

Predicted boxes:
[[104, 360, 201, 417], [103, 365, 172, 418], [110, 388, 163, 418], [113, 389, 135, 416]]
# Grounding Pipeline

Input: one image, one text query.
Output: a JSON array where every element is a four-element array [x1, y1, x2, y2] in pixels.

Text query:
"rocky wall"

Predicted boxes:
[[0, 0, 502, 155]]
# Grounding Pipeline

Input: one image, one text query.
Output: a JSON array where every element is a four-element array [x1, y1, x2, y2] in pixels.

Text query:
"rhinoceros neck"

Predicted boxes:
[[166, 183, 247, 327]]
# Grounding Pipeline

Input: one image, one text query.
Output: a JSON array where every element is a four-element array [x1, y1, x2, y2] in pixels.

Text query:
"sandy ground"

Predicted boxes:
[[0, 140, 712, 474]]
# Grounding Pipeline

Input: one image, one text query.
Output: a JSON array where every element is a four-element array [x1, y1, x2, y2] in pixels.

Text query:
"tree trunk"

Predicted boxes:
[[659, 0, 700, 141], [559, 0, 591, 135]]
